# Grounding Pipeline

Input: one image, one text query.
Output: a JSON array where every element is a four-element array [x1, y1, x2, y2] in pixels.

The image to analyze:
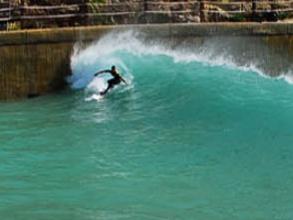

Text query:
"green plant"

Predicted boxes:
[[89, 0, 106, 3], [230, 13, 246, 22], [277, 12, 289, 20], [7, 22, 21, 31]]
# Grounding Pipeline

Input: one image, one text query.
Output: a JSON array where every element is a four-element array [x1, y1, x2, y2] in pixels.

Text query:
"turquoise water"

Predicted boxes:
[[1, 32, 293, 219]]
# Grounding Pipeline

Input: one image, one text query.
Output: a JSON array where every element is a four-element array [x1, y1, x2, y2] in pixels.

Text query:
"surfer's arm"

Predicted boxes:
[[94, 70, 111, 76], [120, 76, 128, 85]]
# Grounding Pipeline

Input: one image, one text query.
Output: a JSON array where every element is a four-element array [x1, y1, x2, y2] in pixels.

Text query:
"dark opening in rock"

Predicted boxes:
[[27, 93, 40, 99]]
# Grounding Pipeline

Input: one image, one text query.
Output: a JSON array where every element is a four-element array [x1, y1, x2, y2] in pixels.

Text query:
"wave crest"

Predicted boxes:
[[69, 30, 293, 88]]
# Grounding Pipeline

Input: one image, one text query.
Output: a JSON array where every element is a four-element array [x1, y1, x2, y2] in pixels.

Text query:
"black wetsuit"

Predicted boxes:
[[100, 70, 123, 95], [108, 71, 122, 88]]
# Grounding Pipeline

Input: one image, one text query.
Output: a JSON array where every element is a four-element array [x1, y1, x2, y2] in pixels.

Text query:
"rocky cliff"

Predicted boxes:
[[1, 0, 292, 31]]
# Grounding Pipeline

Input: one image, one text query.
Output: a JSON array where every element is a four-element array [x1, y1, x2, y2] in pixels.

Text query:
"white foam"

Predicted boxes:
[[85, 94, 103, 102], [86, 77, 106, 94], [277, 71, 293, 84]]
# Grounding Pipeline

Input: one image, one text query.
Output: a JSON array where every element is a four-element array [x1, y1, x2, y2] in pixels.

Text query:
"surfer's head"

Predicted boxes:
[[111, 65, 116, 71]]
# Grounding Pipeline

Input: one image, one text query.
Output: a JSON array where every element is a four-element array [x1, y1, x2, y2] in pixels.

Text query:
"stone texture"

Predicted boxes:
[[1, 0, 293, 29], [0, 41, 72, 99]]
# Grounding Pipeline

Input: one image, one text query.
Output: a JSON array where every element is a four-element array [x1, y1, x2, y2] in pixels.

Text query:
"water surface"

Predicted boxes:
[[1, 32, 293, 220]]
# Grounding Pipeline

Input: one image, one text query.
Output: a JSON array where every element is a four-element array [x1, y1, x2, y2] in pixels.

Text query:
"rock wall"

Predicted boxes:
[[1, 0, 292, 31], [5, 0, 293, 28], [20, 0, 201, 28], [0, 43, 72, 99], [2, 0, 201, 30]]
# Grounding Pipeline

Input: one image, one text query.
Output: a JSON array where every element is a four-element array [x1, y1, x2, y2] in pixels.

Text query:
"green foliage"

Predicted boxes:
[[89, 0, 106, 3], [230, 14, 246, 22], [277, 12, 289, 20], [7, 22, 21, 31]]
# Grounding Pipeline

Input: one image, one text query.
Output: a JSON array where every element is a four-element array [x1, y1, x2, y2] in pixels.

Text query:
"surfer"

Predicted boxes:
[[94, 65, 127, 95]]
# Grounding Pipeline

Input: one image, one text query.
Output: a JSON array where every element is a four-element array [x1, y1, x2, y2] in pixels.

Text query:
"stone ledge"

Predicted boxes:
[[0, 23, 293, 46]]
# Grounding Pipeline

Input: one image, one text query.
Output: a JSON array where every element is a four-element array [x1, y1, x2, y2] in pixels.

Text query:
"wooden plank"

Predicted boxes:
[[203, 8, 293, 13], [0, 17, 10, 22], [20, 5, 80, 10], [17, 10, 197, 21], [19, 12, 137, 20], [0, 7, 12, 12], [203, 0, 293, 4]]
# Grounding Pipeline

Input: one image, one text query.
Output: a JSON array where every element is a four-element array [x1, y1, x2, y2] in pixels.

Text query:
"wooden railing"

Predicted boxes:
[[0, 1, 10, 27], [0, 0, 292, 30]]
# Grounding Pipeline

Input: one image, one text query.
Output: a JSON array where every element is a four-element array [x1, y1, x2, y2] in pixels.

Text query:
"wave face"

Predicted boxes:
[[1, 31, 293, 219], [69, 31, 293, 89], [68, 31, 293, 218]]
